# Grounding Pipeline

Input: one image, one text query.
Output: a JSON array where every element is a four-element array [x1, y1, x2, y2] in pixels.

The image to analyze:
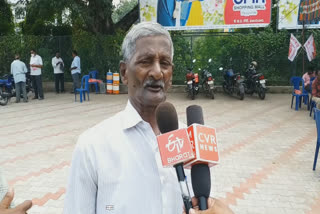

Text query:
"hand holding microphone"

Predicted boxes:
[[183, 197, 234, 214], [185, 105, 233, 214]]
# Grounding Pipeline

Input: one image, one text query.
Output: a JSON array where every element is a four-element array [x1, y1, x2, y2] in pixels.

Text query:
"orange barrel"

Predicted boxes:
[[113, 73, 120, 94], [106, 71, 113, 94], [113, 73, 120, 85], [112, 83, 119, 94]]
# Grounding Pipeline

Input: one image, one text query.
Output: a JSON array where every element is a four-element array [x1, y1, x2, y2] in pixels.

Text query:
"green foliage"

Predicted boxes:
[[112, 0, 138, 23], [2, 28, 320, 86], [170, 28, 317, 86], [0, 0, 14, 36]]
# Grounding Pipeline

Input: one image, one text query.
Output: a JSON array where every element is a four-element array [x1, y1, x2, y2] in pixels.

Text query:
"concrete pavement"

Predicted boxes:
[[0, 92, 319, 214]]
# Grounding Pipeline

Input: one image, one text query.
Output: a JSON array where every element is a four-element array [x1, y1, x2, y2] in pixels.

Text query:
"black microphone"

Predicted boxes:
[[186, 105, 211, 210], [156, 102, 193, 214]]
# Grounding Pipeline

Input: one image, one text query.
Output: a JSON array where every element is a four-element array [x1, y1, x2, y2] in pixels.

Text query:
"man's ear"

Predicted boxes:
[[120, 61, 128, 85]]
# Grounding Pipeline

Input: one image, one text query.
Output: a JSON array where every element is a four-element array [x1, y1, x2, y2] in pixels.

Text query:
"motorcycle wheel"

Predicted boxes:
[[0, 88, 9, 106], [258, 88, 266, 100], [222, 82, 227, 93], [210, 89, 214, 99], [191, 90, 195, 100], [238, 84, 245, 100]]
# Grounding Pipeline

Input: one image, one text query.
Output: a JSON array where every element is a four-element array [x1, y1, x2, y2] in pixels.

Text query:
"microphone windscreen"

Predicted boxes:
[[156, 102, 178, 134], [191, 164, 211, 198], [186, 105, 204, 126]]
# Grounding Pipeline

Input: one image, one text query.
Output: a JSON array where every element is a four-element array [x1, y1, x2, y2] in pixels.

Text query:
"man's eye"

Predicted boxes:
[[140, 60, 150, 64], [161, 61, 171, 66]]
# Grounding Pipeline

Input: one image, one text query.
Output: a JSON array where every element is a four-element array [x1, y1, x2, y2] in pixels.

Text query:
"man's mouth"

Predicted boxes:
[[145, 84, 164, 92]]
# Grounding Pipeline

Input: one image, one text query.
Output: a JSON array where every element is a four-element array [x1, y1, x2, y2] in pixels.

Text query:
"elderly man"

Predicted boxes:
[[10, 54, 28, 103], [64, 22, 233, 214]]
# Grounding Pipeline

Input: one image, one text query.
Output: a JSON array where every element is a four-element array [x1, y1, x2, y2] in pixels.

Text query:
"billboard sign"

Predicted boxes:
[[278, 0, 320, 29], [139, 0, 272, 30]]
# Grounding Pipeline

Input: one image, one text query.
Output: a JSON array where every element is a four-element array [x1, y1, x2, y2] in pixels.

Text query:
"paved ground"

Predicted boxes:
[[0, 92, 319, 214]]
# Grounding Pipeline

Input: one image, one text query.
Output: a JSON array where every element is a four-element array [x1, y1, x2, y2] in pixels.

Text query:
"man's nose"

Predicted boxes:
[[149, 61, 163, 80]]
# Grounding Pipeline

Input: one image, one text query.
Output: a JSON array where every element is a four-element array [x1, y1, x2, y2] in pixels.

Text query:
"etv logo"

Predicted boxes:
[[166, 134, 184, 153]]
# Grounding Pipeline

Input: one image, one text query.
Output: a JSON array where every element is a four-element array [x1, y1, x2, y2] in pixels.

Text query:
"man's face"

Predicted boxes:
[[121, 36, 173, 107], [72, 53, 75, 58], [30, 50, 35, 56], [56, 53, 60, 58]]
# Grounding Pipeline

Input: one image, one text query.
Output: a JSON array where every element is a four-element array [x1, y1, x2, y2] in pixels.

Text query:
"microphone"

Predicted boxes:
[[186, 105, 219, 210], [156, 102, 194, 214]]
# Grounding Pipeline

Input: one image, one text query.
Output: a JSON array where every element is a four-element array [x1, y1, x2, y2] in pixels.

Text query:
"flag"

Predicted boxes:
[[304, 34, 317, 62], [288, 34, 302, 62]]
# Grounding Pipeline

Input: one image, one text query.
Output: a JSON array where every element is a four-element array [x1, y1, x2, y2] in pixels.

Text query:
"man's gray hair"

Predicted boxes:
[[121, 22, 174, 62]]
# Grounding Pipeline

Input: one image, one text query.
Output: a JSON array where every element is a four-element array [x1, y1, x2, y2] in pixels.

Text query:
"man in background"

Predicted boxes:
[[70, 50, 81, 93], [30, 49, 44, 100], [10, 54, 28, 103], [52, 52, 65, 94]]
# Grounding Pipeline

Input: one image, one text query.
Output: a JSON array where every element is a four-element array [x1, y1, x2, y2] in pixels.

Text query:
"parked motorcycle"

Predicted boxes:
[[221, 67, 245, 100], [201, 59, 215, 99], [185, 60, 199, 100], [0, 73, 33, 106], [244, 61, 267, 100]]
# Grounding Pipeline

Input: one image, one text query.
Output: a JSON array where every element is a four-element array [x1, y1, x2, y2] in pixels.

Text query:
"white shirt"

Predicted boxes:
[[10, 59, 27, 83], [64, 101, 185, 214], [52, 57, 64, 74], [71, 56, 81, 75], [29, 54, 43, 76]]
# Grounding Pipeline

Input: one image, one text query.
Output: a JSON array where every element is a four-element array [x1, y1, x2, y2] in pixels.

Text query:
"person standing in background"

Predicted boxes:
[[10, 54, 28, 103], [70, 50, 81, 93], [30, 49, 44, 100], [52, 52, 65, 94]]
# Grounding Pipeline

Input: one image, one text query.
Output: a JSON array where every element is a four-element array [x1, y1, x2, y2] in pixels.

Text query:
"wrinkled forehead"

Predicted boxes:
[[134, 36, 172, 58]]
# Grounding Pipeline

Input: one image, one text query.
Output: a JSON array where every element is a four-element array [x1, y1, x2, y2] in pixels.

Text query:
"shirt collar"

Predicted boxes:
[[121, 100, 145, 130]]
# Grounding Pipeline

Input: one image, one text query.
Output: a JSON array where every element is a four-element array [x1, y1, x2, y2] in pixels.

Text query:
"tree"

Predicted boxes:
[[18, 0, 139, 35], [0, 0, 14, 36]]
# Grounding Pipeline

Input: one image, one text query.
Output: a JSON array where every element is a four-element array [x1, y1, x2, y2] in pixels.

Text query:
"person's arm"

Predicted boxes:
[[31, 56, 43, 68], [312, 80, 317, 97], [63, 135, 97, 214], [23, 63, 28, 74], [52, 58, 56, 68], [70, 59, 77, 71], [10, 63, 13, 75]]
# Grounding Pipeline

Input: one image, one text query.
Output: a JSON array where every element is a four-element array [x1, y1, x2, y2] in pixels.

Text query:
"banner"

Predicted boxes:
[[278, 0, 320, 29], [304, 34, 316, 61], [139, 0, 272, 30], [288, 34, 302, 61]]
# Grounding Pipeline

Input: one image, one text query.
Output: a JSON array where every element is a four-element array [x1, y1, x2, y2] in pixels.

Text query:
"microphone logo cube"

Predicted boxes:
[[184, 124, 219, 168], [157, 129, 195, 167]]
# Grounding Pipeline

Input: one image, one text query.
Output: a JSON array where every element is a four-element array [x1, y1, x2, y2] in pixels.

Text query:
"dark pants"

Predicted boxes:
[[54, 73, 65, 93], [72, 73, 80, 92], [15, 82, 27, 102], [31, 75, 44, 99]]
